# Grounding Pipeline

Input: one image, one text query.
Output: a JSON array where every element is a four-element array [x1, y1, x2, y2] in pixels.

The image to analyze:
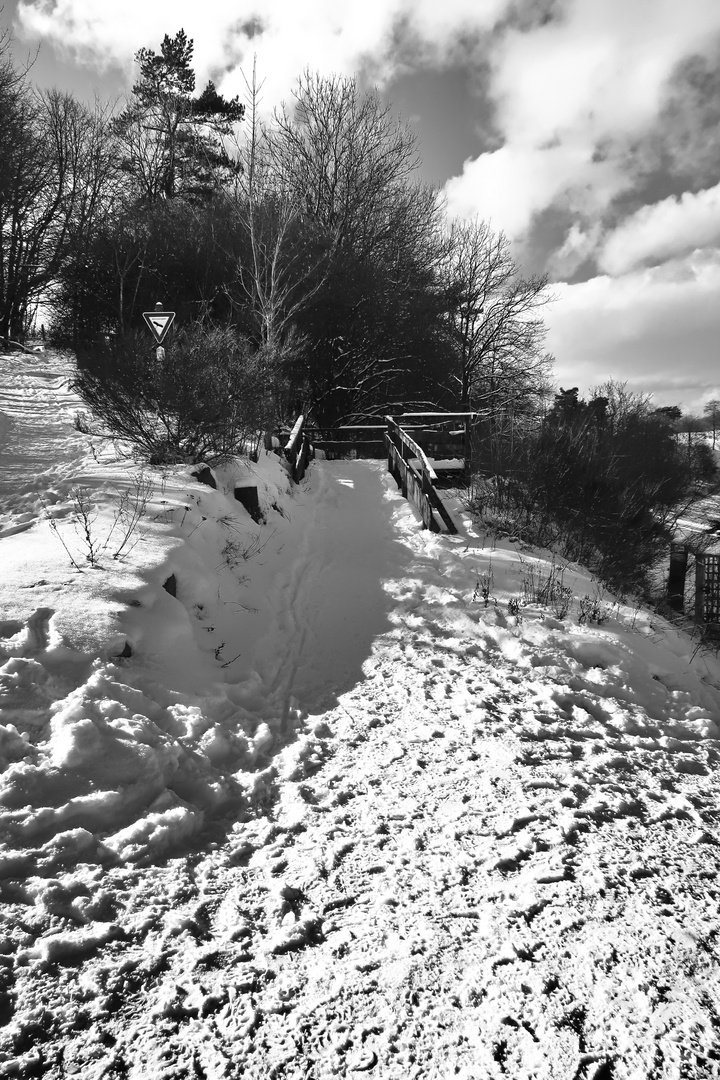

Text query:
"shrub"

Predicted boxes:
[[519, 556, 573, 617], [73, 323, 285, 463], [469, 382, 719, 595]]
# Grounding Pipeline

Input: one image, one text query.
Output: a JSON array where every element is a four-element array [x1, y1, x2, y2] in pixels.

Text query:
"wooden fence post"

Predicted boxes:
[[667, 543, 688, 612], [386, 418, 393, 479], [421, 471, 438, 531]]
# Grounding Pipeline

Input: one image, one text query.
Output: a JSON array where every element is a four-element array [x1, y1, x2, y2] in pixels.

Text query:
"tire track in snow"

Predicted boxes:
[[0, 350, 89, 523]]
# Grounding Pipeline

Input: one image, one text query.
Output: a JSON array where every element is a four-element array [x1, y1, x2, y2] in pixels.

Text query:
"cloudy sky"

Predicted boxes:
[[5, 0, 720, 411]]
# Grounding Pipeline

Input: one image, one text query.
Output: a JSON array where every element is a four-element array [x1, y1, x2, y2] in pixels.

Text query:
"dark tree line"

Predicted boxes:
[[1, 29, 553, 433]]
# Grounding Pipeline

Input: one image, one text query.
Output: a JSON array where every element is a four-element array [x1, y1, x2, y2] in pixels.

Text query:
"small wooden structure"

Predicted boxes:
[[667, 545, 720, 626], [385, 416, 457, 534], [695, 552, 720, 624], [279, 411, 473, 531]]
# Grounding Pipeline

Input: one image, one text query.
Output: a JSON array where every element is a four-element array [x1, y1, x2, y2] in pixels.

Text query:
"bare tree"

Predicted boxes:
[[256, 70, 450, 421], [0, 70, 117, 340], [296, 172, 449, 423], [268, 70, 421, 258], [49, 96, 130, 341], [704, 398, 720, 449], [443, 218, 553, 408], [222, 62, 334, 356]]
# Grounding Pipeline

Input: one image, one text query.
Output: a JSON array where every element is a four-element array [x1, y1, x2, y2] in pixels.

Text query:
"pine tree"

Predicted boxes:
[[113, 29, 244, 203]]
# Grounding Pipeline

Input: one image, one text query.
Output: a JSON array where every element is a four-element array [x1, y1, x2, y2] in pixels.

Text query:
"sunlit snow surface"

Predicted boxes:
[[1, 349, 720, 1078]]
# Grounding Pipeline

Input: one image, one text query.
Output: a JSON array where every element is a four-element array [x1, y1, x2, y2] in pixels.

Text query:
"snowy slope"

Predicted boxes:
[[1, 349, 720, 1079]]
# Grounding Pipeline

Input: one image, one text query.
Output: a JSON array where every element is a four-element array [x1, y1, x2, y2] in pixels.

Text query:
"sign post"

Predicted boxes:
[[142, 302, 175, 362]]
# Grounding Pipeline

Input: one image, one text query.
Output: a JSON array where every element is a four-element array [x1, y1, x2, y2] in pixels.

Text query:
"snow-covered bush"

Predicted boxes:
[[73, 323, 286, 464]]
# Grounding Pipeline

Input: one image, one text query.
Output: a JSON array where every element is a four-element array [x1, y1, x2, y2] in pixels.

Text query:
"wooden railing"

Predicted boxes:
[[281, 411, 474, 524], [307, 413, 474, 469], [395, 412, 474, 477], [284, 414, 312, 482], [385, 416, 458, 534], [305, 424, 387, 459]]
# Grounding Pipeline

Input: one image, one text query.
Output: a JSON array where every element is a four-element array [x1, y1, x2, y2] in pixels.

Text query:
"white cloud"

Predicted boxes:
[[599, 184, 720, 275], [18, 1, 720, 243], [15, 0, 510, 110], [443, 0, 720, 240], [546, 250, 720, 408], [492, 0, 719, 145], [444, 139, 624, 239]]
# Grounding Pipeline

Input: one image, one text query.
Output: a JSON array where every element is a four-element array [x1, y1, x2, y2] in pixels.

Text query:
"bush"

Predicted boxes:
[[469, 383, 719, 595], [73, 323, 284, 463]]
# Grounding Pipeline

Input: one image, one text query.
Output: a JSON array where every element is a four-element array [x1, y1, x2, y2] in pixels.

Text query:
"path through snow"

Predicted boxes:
[[0, 351, 82, 527], [247, 462, 407, 718]]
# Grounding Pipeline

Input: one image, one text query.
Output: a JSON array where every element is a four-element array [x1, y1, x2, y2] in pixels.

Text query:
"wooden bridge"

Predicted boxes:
[[281, 412, 475, 534]]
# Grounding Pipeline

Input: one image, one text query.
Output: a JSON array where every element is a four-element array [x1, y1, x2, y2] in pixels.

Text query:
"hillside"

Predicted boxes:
[[1, 349, 719, 1079]]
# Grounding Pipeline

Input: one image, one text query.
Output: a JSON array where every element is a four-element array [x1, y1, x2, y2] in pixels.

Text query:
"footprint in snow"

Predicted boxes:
[[0, 518, 35, 538], [0, 606, 54, 656], [348, 1048, 378, 1071]]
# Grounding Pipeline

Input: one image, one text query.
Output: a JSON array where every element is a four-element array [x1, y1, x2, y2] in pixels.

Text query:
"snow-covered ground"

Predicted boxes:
[[1, 349, 720, 1079]]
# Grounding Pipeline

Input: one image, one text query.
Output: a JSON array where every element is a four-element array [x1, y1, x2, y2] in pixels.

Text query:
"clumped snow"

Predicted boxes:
[[1, 349, 720, 1078]]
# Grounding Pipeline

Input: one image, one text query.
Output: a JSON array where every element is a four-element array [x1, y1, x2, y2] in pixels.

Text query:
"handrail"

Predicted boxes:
[[387, 416, 438, 482], [384, 415, 457, 534], [284, 414, 305, 457], [396, 411, 479, 419], [305, 423, 462, 434], [283, 414, 312, 483]]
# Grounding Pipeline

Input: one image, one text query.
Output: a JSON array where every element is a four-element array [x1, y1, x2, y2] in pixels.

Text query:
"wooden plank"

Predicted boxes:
[[295, 435, 311, 482], [312, 440, 386, 458], [396, 412, 479, 419], [308, 424, 463, 435], [424, 479, 458, 534], [282, 415, 314, 482], [385, 432, 396, 480], [310, 425, 388, 434], [412, 430, 463, 442], [407, 461, 438, 532]]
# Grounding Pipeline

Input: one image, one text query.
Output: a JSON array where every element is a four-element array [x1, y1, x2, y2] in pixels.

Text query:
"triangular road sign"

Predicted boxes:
[[143, 310, 176, 345]]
